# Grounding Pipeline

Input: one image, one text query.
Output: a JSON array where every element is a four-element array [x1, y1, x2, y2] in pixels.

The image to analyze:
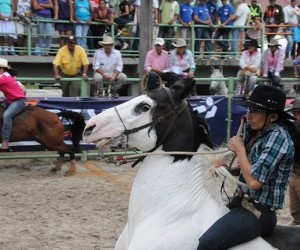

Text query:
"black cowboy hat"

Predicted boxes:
[[248, 39, 261, 48], [235, 84, 295, 120]]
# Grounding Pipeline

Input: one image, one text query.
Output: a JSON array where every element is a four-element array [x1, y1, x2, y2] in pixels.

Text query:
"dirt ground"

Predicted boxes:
[[0, 156, 293, 250]]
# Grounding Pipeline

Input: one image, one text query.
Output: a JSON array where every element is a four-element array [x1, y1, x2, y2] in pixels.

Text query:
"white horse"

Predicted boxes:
[[209, 66, 228, 96], [83, 78, 299, 250]]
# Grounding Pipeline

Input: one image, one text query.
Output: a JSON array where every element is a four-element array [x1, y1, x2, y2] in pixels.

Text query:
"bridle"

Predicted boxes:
[[113, 87, 188, 167]]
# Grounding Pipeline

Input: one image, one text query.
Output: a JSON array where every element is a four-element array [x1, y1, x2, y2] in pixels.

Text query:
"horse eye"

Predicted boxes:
[[142, 104, 151, 112]]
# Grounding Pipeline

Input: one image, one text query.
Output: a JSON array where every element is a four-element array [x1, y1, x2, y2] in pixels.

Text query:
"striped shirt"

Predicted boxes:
[[240, 123, 294, 209]]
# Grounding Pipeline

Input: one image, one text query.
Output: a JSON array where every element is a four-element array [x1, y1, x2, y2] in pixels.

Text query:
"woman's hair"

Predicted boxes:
[[7, 67, 18, 77]]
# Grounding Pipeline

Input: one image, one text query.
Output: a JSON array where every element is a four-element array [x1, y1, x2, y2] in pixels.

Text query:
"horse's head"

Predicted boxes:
[[209, 66, 226, 95], [83, 78, 213, 156]]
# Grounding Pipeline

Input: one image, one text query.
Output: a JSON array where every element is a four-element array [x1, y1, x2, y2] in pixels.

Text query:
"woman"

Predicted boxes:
[[53, 0, 74, 47], [73, 0, 93, 51], [0, 58, 26, 151], [91, 0, 113, 49], [262, 38, 285, 88], [197, 84, 300, 249], [114, 0, 131, 50], [32, 0, 54, 56]]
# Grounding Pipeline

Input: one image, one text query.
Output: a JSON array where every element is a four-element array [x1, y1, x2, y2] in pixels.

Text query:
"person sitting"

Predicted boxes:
[[0, 58, 26, 151], [197, 84, 299, 249], [169, 38, 196, 94], [144, 38, 170, 92], [92, 36, 127, 97], [262, 38, 285, 88], [53, 36, 89, 97], [236, 39, 261, 97]]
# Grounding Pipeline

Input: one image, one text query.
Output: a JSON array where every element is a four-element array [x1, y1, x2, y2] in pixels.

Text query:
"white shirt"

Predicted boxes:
[[239, 50, 261, 70], [153, 0, 159, 9], [169, 49, 196, 72], [233, 3, 250, 26], [93, 48, 123, 74], [283, 4, 300, 25]]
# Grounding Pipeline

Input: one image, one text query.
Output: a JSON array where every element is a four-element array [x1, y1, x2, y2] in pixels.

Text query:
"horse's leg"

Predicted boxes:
[[64, 151, 76, 176], [50, 153, 64, 173]]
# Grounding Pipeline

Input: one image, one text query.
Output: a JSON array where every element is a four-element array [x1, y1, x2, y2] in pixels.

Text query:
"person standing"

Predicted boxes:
[[0, 58, 26, 150], [236, 39, 261, 96], [53, 36, 89, 97], [214, 0, 234, 58], [231, 0, 250, 59], [53, 0, 74, 48], [144, 38, 171, 91], [283, 0, 300, 60], [197, 84, 298, 249], [247, 0, 262, 23], [92, 36, 127, 97], [73, 0, 93, 51], [158, 0, 180, 51], [262, 38, 285, 88], [264, 0, 284, 42], [178, 0, 194, 46], [32, 0, 54, 56], [289, 97, 300, 225]]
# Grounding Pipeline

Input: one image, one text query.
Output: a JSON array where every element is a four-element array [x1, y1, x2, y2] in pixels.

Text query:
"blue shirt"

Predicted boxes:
[[180, 3, 194, 23], [206, 1, 217, 24], [240, 123, 294, 209], [193, 4, 209, 22], [218, 4, 234, 26]]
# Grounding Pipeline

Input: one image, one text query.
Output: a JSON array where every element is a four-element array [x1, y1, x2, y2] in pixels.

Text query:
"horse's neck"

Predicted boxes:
[[128, 150, 225, 224]]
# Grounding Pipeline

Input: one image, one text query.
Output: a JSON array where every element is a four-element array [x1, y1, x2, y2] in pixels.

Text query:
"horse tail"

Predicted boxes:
[[57, 111, 86, 153]]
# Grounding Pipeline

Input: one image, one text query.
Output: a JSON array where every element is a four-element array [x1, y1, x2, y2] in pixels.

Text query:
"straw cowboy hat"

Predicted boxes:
[[172, 38, 187, 48], [0, 58, 11, 69], [268, 38, 282, 47], [98, 36, 115, 46], [236, 84, 295, 120]]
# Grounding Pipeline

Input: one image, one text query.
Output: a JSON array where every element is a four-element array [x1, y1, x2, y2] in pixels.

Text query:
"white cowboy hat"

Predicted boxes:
[[98, 36, 115, 46], [0, 58, 11, 69], [172, 38, 187, 48], [268, 38, 282, 47]]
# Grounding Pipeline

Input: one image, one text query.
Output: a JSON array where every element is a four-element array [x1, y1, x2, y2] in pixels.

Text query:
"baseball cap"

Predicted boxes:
[[67, 36, 76, 44], [154, 38, 165, 46]]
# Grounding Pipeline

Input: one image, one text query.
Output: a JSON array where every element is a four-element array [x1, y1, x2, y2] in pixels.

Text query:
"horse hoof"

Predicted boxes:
[[64, 170, 76, 176]]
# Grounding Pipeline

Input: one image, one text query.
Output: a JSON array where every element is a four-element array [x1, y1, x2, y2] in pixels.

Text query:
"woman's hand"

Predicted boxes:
[[228, 136, 245, 154]]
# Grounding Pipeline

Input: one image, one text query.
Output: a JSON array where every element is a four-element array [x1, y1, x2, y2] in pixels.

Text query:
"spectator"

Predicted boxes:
[[214, 0, 234, 58], [236, 39, 261, 96], [144, 38, 172, 91], [264, 0, 284, 42], [114, 0, 131, 50], [158, 0, 180, 51], [293, 51, 300, 77], [153, 0, 160, 43], [54, 0, 74, 48], [0, 58, 26, 150], [244, 15, 262, 49], [283, 0, 300, 60], [169, 38, 196, 92], [32, 0, 54, 56], [178, 0, 194, 45], [73, 0, 93, 51], [0, 0, 16, 55], [206, 0, 218, 43], [92, 36, 127, 98], [91, 0, 113, 49], [247, 0, 262, 23], [262, 38, 285, 88], [230, 0, 250, 59], [193, 0, 213, 59], [14, 0, 32, 55], [289, 97, 300, 225], [131, 0, 140, 51], [53, 36, 89, 97]]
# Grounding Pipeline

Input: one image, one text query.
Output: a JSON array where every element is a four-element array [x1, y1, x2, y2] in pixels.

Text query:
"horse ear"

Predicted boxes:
[[211, 66, 215, 72], [219, 66, 223, 72], [170, 78, 195, 101]]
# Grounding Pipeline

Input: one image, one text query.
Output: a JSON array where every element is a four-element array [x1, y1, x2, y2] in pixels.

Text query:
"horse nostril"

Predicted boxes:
[[84, 125, 96, 136]]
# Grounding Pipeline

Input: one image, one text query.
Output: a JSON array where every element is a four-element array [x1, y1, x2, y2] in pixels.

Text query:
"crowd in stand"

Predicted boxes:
[[1, 0, 300, 59]]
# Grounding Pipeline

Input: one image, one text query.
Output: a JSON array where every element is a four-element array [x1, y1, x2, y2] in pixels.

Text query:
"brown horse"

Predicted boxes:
[[0, 106, 85, 175]]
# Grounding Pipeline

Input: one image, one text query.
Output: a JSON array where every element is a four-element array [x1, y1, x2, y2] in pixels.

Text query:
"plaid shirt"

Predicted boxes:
[[240, 123, 294, 209]]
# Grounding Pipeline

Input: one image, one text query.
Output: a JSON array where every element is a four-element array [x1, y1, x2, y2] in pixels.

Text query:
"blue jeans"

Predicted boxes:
[[231, 28, 242, 55], [37, 17, 53, 55], [75, 23, 89, 50], [284, 27, 294, 58], [197, 200, 277, 250], [2, 98, 26, 141], [195, 27, 212, 56]]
